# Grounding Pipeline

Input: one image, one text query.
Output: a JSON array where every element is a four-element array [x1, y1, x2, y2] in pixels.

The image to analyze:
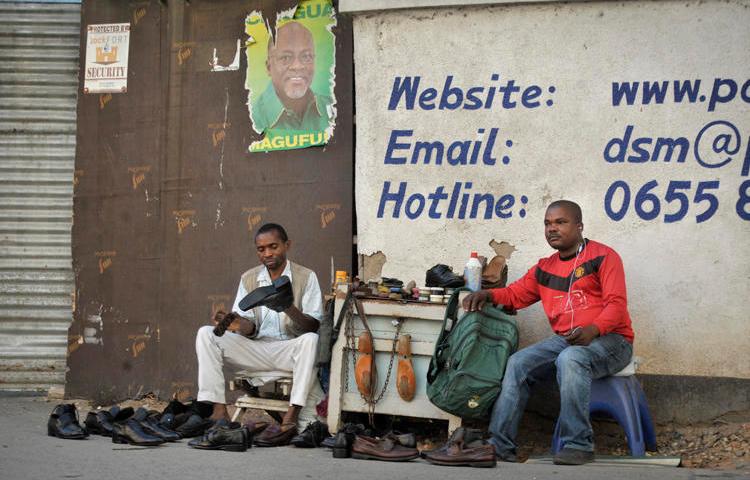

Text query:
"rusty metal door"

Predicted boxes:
[[66, 0, 352, 402]]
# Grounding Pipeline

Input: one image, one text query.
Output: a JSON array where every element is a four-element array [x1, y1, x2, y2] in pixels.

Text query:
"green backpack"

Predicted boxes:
[[426, 288, 519, 420]]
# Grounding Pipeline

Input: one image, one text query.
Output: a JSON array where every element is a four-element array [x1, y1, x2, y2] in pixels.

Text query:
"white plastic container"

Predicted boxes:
[[464, 251, 482, 292]]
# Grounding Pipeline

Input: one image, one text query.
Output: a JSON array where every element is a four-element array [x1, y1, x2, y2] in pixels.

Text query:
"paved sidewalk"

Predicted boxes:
[[1, 395, 746, 480]]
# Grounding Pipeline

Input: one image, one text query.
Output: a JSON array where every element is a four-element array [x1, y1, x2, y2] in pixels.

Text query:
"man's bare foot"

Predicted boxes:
[[209, 403, 231, 422], [280, 405, 302, 429]]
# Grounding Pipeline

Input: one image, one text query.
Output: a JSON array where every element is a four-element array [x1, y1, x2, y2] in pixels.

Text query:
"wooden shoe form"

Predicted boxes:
[[396, 334, 416, 401], [355, 331, 376, 398]]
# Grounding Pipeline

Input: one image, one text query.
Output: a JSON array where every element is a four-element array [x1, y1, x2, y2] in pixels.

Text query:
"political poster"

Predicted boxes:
[[245, 0, 337, 153]]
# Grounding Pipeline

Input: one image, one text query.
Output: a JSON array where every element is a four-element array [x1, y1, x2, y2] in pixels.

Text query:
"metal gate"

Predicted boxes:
[[0, 1, 80, 391]]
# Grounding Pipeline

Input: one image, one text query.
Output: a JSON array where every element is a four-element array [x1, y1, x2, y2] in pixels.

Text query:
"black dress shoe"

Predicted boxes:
[[291, 421, 330, 448], [238, 283, 278, 311], [84, 409, 116, 437], [143, 416, 181, 442], [425, 264, 465, 288], [263, 276, 293, 312], [188, 423, 251, 452], [238, 276, 294, 312], [111, 406, 134, 422], [159, 412, 176, 430], [132, 408, 180, 442], [169, 412, 192, 430], [112, 418, 165, 446], [48, 404, 88, 440], [162, 398, 189, 416], [175, 414, 213, 438], [331, 423, 371, 458]]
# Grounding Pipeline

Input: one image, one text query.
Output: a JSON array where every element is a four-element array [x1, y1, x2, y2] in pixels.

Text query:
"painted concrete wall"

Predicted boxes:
[[354, 0, 750, 379]]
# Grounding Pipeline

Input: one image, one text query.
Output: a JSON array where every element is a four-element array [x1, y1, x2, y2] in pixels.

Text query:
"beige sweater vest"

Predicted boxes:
[[239, 261, 313, 339]]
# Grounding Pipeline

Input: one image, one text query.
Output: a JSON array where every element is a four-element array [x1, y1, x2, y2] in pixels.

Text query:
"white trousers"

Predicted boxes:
[[195, 326, 320, 417]]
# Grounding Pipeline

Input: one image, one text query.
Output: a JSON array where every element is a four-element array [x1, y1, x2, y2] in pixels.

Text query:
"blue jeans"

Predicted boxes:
[[488, 333, 633, 454]]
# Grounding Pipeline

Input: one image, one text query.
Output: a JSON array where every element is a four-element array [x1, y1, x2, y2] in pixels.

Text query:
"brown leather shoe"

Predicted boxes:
[[481, 255, 508, 289], [253, 423, 297, 447], [351, 434, 419, 462], [396, 334, 416, 401], [423, 427, 496, 468]]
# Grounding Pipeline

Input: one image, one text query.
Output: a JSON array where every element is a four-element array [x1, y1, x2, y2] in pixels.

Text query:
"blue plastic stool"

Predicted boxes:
[[551, 365, 656, 456]]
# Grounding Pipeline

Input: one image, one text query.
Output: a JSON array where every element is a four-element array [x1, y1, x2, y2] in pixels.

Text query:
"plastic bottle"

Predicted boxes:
[[464, 251, 482, 292]]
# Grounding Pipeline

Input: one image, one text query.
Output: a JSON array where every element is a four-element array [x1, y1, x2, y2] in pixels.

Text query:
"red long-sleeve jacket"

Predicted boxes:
[[490, 239, 634, 343]]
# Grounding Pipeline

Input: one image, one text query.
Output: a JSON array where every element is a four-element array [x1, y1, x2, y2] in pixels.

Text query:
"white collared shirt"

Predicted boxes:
[[231, 261, 323, 340]]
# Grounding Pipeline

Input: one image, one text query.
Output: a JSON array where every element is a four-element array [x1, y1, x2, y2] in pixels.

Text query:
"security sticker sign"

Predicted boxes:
[[84, 23, 130, 94]]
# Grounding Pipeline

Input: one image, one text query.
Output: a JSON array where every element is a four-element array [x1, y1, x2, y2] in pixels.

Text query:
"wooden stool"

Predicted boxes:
[[230, 376, 293, 422]]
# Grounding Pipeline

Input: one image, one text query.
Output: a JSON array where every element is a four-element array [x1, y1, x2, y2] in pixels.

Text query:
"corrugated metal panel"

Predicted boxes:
[[0, 2, 80, 391]]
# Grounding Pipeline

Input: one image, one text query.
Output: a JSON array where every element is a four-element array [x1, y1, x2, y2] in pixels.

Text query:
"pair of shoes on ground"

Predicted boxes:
[[322, 423, 373, 457], [84, 405, 126, 437], [254, 422, 298, 447], [188, 420, 252, 452], [187, 419, 273, 452], [112, 407, 180, 446], [48, 404, 88, 440], [291, 420, 330, 448], [238, 275, 294, 313], [49, 404, 180, 446], [161, 398, 215, 438], [351, 433, 420, 462], [421, 427, 496, 468]]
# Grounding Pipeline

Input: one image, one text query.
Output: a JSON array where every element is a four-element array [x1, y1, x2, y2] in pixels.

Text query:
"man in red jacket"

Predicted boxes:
[[463, 200, 634, 465]]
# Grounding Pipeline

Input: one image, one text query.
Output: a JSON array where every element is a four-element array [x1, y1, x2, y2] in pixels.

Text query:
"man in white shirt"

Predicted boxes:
[[195, 223, 323, 445]]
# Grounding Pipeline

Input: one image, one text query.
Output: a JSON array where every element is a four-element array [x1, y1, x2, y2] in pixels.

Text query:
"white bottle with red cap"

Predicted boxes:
[[464, 251, 482, 292]]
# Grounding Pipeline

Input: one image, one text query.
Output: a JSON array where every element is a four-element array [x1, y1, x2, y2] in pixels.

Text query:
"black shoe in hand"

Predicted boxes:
[[291, 421, 330, 448], [48, 404, 88, 440], [238, 276, 294, 312]]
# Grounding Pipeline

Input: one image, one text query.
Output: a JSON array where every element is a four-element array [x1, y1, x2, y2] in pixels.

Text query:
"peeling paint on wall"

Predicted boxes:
[[361, 251, 387, 282]]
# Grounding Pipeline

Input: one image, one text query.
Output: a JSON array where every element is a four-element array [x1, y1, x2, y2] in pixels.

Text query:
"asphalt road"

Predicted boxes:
[[1, 395, 746, 480]]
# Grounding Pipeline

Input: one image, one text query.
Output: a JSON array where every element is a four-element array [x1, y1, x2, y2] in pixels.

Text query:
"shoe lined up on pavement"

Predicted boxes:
[[188, 421, 252, 452], [324, 422, 374, 457], [83, 405, 120, 437], [291, 420, 331, 448], [49, 402, 557, 466], [48, 404, 88, 440], [254, 422, 298, 447], [421, 427, 496, 468], [351, 434, 420, 462]]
